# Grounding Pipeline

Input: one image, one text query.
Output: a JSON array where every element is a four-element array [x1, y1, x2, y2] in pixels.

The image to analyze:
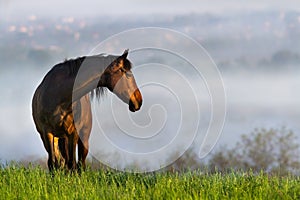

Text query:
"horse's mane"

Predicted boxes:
[[50, 53, 132, 101], [62, 56, 86, 76], [55, 54, 121, 100]]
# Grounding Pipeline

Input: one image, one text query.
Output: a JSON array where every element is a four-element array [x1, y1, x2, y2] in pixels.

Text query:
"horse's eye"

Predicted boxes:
[[126, 71, 133, 78], [119, 68, 126, 73]]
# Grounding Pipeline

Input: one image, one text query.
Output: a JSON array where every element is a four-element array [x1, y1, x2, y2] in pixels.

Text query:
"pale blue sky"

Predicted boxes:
[[1, 0, 300, 19]]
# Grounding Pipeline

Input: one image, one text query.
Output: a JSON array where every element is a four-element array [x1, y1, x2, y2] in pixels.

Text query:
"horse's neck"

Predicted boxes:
[[71, 56, 110, 101]]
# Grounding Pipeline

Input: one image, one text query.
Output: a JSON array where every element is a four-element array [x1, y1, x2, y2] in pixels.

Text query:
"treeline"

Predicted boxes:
[[219, 50, 300, 72], [169, 127, 300, 176]]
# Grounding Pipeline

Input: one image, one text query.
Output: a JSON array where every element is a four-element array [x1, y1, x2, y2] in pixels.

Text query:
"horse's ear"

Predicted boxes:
[[121, 49, 129, 59], [111, 49, 129, 72]]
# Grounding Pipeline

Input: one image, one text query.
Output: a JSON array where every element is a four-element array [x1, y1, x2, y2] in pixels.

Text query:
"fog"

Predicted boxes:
[[0, 2, 300, 169]]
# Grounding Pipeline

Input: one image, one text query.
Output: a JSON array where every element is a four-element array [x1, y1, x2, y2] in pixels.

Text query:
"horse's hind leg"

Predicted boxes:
[[58, 137, 68, 169], [53, 137, 64, 169]]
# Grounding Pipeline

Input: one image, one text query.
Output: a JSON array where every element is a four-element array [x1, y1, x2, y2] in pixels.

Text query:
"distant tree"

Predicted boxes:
[[209, 127, 300, 175], [271, 50, 300, 65], [164, 149, 203, 172]]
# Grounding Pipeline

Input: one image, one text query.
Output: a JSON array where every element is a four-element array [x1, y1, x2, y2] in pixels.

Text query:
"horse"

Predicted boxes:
[[32, 50, 142, 172]]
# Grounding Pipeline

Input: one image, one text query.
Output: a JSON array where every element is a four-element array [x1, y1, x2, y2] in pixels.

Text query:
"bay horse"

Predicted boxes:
[[32, 50, 142, 171]]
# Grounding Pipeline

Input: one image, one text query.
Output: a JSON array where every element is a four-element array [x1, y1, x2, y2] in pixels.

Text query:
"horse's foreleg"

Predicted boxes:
[[78, 138, 89, 170], [76, 94, 92, 171], [67, 133, 78, 171]]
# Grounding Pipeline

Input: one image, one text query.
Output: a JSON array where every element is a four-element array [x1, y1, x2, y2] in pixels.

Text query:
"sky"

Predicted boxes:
[[1, 0, 300, 19]]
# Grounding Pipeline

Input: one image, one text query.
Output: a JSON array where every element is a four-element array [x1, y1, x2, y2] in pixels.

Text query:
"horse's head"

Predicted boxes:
[[101, 49, 142, 112]]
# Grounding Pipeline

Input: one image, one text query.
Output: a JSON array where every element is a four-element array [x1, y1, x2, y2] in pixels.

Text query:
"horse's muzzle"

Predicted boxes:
[[129, 89, 142, 112]]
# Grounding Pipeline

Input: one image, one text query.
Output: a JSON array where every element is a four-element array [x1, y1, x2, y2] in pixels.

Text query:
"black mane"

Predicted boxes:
[[52, 55, 109, 100], [49, 53, 132, 100], [63, 56, 86, 76]]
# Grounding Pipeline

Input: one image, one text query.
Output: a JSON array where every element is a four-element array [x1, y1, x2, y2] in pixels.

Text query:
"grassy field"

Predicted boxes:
[[1, 165, 300, 199]]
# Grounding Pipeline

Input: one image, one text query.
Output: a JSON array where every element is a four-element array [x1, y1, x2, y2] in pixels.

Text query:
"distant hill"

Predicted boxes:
[[0, 11, 299, 72]]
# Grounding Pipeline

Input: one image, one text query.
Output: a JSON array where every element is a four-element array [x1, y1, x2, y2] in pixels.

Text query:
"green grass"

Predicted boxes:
[[1, 165, 300, 199]]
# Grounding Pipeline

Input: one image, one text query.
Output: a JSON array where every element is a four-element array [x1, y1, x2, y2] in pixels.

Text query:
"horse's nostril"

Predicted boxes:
[[129, 100, 135, 112]]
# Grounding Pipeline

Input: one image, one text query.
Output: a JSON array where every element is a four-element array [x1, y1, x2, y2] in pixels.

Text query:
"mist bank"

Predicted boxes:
[[0, 65, 299, 162]]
